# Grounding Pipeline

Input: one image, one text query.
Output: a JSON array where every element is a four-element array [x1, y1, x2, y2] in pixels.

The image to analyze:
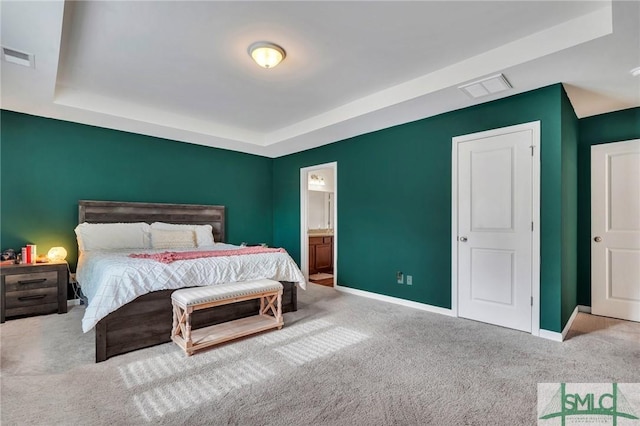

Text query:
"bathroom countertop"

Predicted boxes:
[[308, 230, 334, 237]]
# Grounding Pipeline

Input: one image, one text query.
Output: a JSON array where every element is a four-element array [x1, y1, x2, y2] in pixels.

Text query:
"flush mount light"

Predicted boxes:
[[631, 67, 640, 77], [248, 42, 286, 69]]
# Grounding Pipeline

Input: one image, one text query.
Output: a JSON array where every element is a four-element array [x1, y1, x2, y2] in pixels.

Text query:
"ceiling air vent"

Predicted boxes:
[[1, 46, 35, 68], [459, 74, 512, 99]]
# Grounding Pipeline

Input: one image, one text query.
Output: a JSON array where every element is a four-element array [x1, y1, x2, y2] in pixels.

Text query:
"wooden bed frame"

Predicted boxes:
[[78, 200, 298, 363]]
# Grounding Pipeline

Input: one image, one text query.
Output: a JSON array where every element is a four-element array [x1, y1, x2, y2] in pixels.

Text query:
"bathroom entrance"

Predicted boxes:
[[300, 162, 337, 287]]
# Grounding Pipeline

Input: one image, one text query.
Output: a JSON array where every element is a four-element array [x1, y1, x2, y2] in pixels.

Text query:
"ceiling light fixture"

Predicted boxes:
[[248, 42, 286, 69], [631, 67, 640, 77]]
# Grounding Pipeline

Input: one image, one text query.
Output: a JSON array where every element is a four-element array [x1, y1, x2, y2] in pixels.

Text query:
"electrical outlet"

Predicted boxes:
[[396, 271, 403, 284], [407, 275, 412, 285]]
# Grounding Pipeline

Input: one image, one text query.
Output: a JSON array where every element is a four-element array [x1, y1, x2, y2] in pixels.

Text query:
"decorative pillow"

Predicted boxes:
[[75, 222, 151, 251], [150, 229, 196, 249], [150, 222, 215, 247]]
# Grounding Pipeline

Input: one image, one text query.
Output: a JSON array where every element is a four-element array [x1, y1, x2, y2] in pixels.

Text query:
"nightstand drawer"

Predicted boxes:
[[5, 271, 58, 292], [5, 286, 58, 309], [5, 303, 59, 319]]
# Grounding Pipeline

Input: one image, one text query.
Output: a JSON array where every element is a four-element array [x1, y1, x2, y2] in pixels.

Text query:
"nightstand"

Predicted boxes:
[[0, 261, 68, 323]]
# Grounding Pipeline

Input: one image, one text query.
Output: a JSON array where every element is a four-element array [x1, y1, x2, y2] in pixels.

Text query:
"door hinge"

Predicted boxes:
[[531, 297, 534, 306], [530, 145, 535, 156], [531, 222, 534, 231]]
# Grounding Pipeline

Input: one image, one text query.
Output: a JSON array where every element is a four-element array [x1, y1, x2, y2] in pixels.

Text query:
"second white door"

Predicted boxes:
[[591, 139, 640, 322], [455, 124, 535, 332]]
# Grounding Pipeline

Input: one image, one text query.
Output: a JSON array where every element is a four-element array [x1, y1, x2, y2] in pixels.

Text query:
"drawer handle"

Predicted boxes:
[[18, 294, 47, 301], [18, 278, 47, 285]]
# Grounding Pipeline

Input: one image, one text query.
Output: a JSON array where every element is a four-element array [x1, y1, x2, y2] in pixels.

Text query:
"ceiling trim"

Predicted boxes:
[[44, 4, 612, 157], [4, 1, 636, 160], [265, 5, 612, 148]]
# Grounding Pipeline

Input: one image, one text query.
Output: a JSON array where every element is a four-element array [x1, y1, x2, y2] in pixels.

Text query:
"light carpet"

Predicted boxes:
[[1, 283, 639, 425]]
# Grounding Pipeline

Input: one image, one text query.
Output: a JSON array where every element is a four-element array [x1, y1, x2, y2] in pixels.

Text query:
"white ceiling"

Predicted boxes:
[[1, 1, 639, 158]]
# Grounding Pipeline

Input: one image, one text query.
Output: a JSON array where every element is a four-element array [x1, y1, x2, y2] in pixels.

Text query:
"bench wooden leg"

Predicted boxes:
[[172, 304, 179, 337], [185, 306, 193, 355], [277, 291, 282, 324], [261, 294, 278, 317], [173, 304, 187, 337], [258, 291, 283, 329], [172, 303, 195, 355]]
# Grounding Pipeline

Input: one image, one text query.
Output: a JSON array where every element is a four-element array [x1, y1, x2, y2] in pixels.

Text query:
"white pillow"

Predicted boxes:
[[150, 222, 215, 247], [75, 222, 151, 251], [150, 229, 196, 249]]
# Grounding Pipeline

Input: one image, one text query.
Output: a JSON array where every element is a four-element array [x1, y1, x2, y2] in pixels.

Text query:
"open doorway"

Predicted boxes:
[[300, 162, 337, 287]]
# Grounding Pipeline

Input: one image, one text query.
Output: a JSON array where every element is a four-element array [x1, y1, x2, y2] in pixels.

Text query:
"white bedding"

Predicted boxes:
[[77, 244, 306, 332]]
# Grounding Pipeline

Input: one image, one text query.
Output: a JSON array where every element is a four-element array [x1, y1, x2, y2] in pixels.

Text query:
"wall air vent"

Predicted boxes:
[[1, 46, 35, 68], [459, 74, 512, 99]]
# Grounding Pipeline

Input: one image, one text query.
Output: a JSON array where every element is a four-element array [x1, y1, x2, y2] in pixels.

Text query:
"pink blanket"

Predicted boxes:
[[129, 246, 286, 264]]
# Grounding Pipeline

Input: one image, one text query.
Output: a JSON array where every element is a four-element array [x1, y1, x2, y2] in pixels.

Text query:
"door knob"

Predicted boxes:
[[594, 236, 602, 242], [459, 237, 468, 242]]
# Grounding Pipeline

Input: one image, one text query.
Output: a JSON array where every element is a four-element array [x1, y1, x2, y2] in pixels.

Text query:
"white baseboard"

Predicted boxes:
[[334, 285, 587, 343], [67, 299, 81, 307], [538, 329, 563, 342], [578, 305, 591, 313], [538, 305, 581, 342], [334, 284, 455, 317]]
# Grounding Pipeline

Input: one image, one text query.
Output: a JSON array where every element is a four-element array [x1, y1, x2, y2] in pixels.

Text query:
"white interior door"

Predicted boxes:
[[455, 127, 534, 332], [591, 139, 640, 322]]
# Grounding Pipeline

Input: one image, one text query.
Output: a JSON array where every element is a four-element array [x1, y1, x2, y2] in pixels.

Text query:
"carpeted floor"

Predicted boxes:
[[1, 283, 639, 425]]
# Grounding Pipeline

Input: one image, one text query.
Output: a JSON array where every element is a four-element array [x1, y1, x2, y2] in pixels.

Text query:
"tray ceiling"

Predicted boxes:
[[1, 1, 638, 157]]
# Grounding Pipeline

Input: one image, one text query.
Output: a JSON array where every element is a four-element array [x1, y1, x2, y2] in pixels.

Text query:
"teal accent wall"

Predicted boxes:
[[5, 87, 632, 332], [0, 111, 273, 270], [576, 107, 640, 306], [273, 84, 567, 332], [560, 87, 579, 328]]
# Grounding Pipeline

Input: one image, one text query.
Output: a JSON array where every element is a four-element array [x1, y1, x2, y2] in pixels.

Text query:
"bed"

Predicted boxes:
[[76, 200, 304, 362]]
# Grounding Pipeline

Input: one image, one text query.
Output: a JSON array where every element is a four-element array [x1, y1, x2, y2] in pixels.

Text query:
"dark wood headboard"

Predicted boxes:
[[78, 200, 225, 243]]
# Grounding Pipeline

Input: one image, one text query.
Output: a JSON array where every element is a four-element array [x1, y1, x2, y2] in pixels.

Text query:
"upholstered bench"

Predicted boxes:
[[171, 279, 283, 356]]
